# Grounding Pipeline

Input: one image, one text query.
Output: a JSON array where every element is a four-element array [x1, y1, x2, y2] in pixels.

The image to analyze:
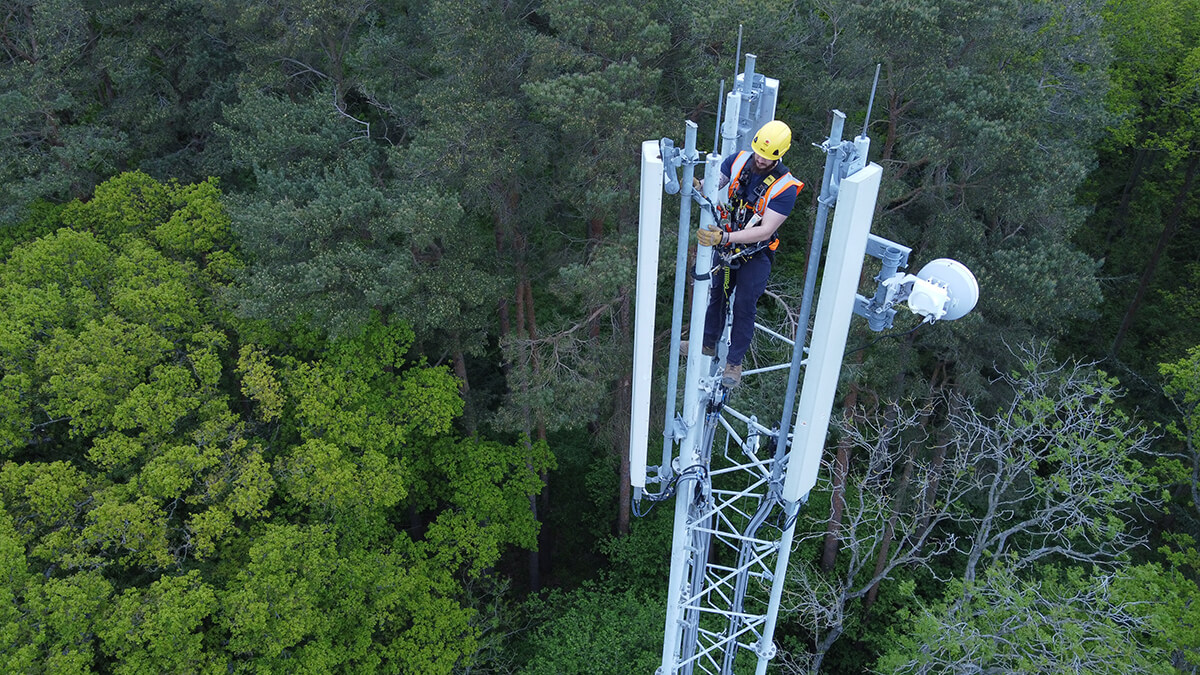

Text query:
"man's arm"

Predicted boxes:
[[726, 207, 786, 245], [694, 173, 731, 192]]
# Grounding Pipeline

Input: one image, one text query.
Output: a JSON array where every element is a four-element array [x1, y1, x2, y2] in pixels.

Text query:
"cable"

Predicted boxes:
[[632, 495, 655, 518], [632, 464, 710, 518], [843, 321, 924, 357], [778, 508, 799, 533], [773, 499, 807, 533]]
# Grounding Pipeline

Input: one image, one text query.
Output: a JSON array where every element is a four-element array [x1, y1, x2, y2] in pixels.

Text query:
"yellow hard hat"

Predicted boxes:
[[752, 120, 791, 160]]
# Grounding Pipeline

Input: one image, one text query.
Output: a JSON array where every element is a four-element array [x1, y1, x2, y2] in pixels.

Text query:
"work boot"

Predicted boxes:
[[722, 362, 742, 388], [679, 340, 717, 357]]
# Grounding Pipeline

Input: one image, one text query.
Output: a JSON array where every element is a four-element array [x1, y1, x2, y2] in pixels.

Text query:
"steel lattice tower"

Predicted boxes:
[[629, 47, 979, 673]]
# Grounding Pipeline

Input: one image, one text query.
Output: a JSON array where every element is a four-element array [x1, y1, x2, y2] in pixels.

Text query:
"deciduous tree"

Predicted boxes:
[[0, 171, 550, 672], [782, 345, 1157, 671]]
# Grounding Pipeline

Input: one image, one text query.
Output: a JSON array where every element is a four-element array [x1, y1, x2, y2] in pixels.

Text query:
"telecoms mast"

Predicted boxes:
[[630, 57, 977, 675]]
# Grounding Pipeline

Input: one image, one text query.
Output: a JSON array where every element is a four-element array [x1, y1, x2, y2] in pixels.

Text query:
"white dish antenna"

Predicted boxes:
[[913, 258, 979, 321], [880, 257, 979, 324]]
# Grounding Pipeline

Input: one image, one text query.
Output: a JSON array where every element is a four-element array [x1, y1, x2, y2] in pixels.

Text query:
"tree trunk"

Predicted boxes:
[[497, 297, 511, 344], [616, 286, 633, 535], [526, 488, 541, 591], [864, 354, 937, 609], [512, 265, 543, 591], [520, 275, 553, 585], [1103, 146, 1151, 253], [493, 189, 545, 588], [616, 373, 632, 535], [820, 384, 859, 572], [1112, 153, 1200, 357], [495, 213, 512, 372], [514, 278, 526, 343], [522, 276, 549, 466], [452, 348, 475, 435], [863, 437, 915, 610], [809, 620, 846, 675], [587, 215, 603, 255], [918, 384, 956, 535], [523, 278, 539, 345]]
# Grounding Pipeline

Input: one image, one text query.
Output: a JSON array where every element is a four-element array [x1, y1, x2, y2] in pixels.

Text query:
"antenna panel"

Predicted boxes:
[[629, 141, 664, 489]]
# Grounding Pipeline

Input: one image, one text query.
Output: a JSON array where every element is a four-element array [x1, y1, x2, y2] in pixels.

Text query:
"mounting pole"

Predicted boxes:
[[657, 122, 702, 485], [660, 149, 722, 672], [771, 111, 848, 484]]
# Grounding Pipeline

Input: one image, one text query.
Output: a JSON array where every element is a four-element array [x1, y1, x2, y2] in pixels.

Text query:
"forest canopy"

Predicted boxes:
[[0, 0, 1197, 673]]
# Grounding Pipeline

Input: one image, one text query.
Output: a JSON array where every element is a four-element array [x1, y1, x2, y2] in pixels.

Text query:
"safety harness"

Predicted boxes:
[[715, 151, 804, 268]]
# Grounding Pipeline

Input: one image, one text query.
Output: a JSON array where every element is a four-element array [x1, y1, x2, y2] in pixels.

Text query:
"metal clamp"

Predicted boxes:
[[755, 640, 777, 659]]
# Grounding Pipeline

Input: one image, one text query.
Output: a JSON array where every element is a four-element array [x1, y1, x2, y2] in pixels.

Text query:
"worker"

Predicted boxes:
[[696, 120, 804, 388]]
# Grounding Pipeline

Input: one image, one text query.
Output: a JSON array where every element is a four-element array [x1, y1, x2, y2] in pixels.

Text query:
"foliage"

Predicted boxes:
[[1103, 0, 1200, 164], [1, 1, 1198, 672], [1067, 0, 1200, 373], [1113, 560, 1200, 671], [1159, 347, 1200, 574], [517, 585, 664, 675], [781, 346, 1159, 671], [0, 0, 237, 224], [0, 172, 547, 673], [1162, 345, 1200, 447], [876, 562, 1175, 674], [780, 0, 1114, 401]]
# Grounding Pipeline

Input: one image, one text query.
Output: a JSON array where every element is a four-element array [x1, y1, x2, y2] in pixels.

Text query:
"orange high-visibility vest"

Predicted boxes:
[[726, 151, 804, 251]]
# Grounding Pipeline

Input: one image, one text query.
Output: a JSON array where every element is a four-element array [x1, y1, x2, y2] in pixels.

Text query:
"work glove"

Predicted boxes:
[[697, 225, 726, 248]]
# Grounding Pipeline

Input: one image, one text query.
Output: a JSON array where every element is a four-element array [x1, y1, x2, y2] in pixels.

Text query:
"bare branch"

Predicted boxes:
[[781, 345, 1160, 671]]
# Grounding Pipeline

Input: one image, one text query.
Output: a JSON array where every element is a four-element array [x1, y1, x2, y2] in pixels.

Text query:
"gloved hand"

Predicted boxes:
[[697, 225, 726, 248]]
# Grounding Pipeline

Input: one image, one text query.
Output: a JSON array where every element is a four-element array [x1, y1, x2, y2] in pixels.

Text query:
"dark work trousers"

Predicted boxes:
[[702, 249, 773, 366]]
